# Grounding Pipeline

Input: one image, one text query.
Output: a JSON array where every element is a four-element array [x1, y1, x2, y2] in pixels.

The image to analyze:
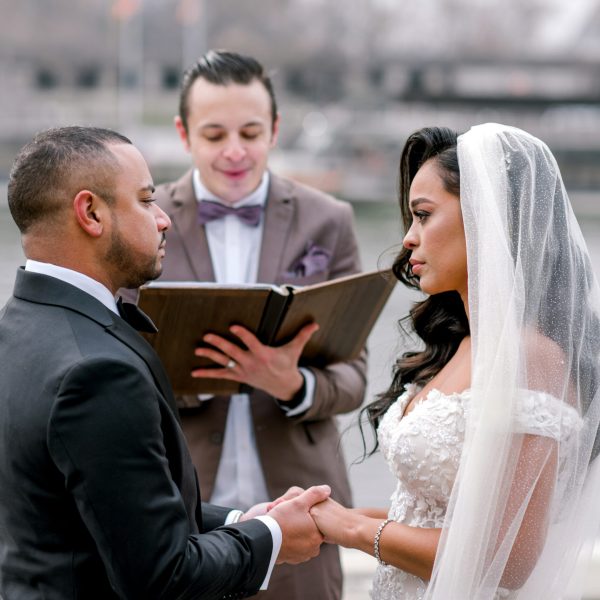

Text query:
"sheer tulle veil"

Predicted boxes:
[[424, 123, 600, 599]]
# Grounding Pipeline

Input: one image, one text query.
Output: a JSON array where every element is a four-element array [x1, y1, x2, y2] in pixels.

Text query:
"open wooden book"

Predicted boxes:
[[138, 269, 396, 394]]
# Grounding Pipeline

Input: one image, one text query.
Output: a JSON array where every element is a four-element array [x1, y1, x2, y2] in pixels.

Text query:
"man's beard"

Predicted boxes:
[[105, 226, 163, 290]]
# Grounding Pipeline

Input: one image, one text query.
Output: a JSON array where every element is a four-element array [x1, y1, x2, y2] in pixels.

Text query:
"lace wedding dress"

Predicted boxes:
[[371, 383, 580, 600]]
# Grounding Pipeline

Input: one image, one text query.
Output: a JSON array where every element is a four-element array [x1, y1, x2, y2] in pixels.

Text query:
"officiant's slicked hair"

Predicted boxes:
[[8, 126, 131, 233], [178, 50, 278, 133]]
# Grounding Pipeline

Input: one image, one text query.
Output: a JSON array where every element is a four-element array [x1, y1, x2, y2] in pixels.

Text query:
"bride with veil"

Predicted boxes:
[[310, 123, 600, 599]]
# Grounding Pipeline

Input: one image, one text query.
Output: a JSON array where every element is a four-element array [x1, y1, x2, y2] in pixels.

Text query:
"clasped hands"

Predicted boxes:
[[191, 322, 351, 563], [241, 485, 351, 565], [191, 322, 319, 400]]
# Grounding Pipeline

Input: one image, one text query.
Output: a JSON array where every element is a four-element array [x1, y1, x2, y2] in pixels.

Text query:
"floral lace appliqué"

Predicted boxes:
[[370, 386, 579, 600]]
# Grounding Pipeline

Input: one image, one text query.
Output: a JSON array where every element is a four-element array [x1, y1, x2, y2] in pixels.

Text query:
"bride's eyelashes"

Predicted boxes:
[[413, 211, 431, 223]]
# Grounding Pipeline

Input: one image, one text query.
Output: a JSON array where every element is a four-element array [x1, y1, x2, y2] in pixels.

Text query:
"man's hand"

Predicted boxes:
[[191, 323, 319, 400], [240, 486, 305, 521], [268, 484, 331, 564]]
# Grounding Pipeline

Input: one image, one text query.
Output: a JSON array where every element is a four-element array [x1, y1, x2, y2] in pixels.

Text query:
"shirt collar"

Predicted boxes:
[[25, 259, 119, 314], [192, 170, 270, 208]]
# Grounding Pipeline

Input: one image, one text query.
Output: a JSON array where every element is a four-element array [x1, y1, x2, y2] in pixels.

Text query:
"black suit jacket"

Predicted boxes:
[[0, 269, 272, 599]]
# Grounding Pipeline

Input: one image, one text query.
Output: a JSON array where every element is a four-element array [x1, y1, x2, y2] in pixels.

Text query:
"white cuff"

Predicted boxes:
[[224, 509, 244, 525], [255, 515, 282, 590]]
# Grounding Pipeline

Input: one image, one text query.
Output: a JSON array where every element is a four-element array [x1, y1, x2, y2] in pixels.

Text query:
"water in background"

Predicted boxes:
[[2, 198, 600, 509]]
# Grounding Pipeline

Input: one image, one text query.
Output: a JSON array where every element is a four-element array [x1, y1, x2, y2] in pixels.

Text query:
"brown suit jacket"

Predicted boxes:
[[152, 171, 367, 507]]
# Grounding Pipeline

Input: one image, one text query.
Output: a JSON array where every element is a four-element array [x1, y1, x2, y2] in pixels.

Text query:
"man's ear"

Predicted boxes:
[[73, 190, 105, 238], [174, 116, 191, 152], [270, 114, 281, 148]]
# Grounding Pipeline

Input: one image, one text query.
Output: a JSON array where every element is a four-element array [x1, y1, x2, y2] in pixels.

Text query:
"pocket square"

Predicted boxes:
[[284, 241, 332, 278]]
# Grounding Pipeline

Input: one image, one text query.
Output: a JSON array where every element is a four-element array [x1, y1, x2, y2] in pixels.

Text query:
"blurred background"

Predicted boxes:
[[2, 0, 600, 197], [1, 1, 600, 595]]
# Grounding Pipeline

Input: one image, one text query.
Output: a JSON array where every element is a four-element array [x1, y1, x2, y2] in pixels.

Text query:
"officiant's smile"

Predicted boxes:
[[175, 76, 280, 205]]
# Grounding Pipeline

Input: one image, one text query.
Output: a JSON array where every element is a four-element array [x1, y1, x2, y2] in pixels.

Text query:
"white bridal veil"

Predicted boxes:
[[425, 123, 600, 599]]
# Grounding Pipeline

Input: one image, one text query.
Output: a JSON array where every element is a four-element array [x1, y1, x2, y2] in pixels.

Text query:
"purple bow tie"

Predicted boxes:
[[197, 200, 263, 227]]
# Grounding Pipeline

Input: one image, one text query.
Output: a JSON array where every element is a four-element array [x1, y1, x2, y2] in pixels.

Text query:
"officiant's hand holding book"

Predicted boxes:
[[192, 319, 321, 400], [137, 269, 396, 395]]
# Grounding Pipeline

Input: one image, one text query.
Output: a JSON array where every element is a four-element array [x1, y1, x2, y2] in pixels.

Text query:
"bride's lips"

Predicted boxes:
[[409, 259, 424, 275]]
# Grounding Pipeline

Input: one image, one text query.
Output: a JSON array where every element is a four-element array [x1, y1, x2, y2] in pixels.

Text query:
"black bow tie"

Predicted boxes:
[[197, 200, 263, 227], [116, 297, 157, 333]]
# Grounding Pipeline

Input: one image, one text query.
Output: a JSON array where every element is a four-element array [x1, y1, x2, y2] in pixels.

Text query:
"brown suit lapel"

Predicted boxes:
[[257, 175, 295, 284], [168, 171, 216, 282]]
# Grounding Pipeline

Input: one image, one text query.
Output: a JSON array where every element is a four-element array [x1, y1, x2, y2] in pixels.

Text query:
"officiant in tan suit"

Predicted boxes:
[[143, 50, 367, 599]]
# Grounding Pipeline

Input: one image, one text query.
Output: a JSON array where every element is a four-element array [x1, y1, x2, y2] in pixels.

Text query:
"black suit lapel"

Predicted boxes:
[[13, 269, 180, 422], [105, 316, 180, 421]]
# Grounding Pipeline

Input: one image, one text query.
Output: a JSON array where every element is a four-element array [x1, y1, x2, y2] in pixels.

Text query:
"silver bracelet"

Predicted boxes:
[[374, 518, 393, 566]]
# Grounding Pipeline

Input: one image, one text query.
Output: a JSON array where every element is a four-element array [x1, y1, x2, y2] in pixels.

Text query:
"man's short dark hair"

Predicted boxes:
[[8, 126, 132, 233], [178, 50, 278, 133]]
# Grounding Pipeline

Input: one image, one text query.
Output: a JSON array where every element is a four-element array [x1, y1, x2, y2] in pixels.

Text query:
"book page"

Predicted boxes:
[[275, 269, 396, 366]]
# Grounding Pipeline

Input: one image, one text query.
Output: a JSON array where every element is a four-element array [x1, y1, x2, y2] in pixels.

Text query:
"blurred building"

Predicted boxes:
[[1, 0, 599, 199]]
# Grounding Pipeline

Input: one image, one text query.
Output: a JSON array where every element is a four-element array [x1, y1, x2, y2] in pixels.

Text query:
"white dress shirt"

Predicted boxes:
[[192, 170, 316, 511], [25, 259, 281, 589], [25, 259, 119, 314]]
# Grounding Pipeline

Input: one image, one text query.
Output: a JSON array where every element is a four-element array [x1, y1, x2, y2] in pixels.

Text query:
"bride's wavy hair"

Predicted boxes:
[[359, 127, 469, 457]]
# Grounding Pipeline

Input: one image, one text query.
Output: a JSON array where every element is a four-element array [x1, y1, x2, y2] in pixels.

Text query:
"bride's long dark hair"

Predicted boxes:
[[359, 127, 469, 456]]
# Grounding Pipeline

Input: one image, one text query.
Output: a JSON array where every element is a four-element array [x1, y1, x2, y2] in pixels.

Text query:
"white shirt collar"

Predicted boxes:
[[192, 170, 270, 208], [25, 259, 119, 314]]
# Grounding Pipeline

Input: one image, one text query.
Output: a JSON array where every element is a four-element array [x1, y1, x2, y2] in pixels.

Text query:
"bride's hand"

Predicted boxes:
[[309, 497, 356, 546]]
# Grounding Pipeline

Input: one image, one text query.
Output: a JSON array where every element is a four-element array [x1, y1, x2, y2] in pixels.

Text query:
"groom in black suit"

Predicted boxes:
[[0, 126, 329, 599]]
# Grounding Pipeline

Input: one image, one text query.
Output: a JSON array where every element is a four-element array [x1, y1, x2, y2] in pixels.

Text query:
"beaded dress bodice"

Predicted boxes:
[[371, 384, 580, 600]]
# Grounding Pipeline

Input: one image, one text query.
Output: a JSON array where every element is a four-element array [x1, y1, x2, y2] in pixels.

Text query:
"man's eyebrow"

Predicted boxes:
[[140, 184, 155, 194]]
